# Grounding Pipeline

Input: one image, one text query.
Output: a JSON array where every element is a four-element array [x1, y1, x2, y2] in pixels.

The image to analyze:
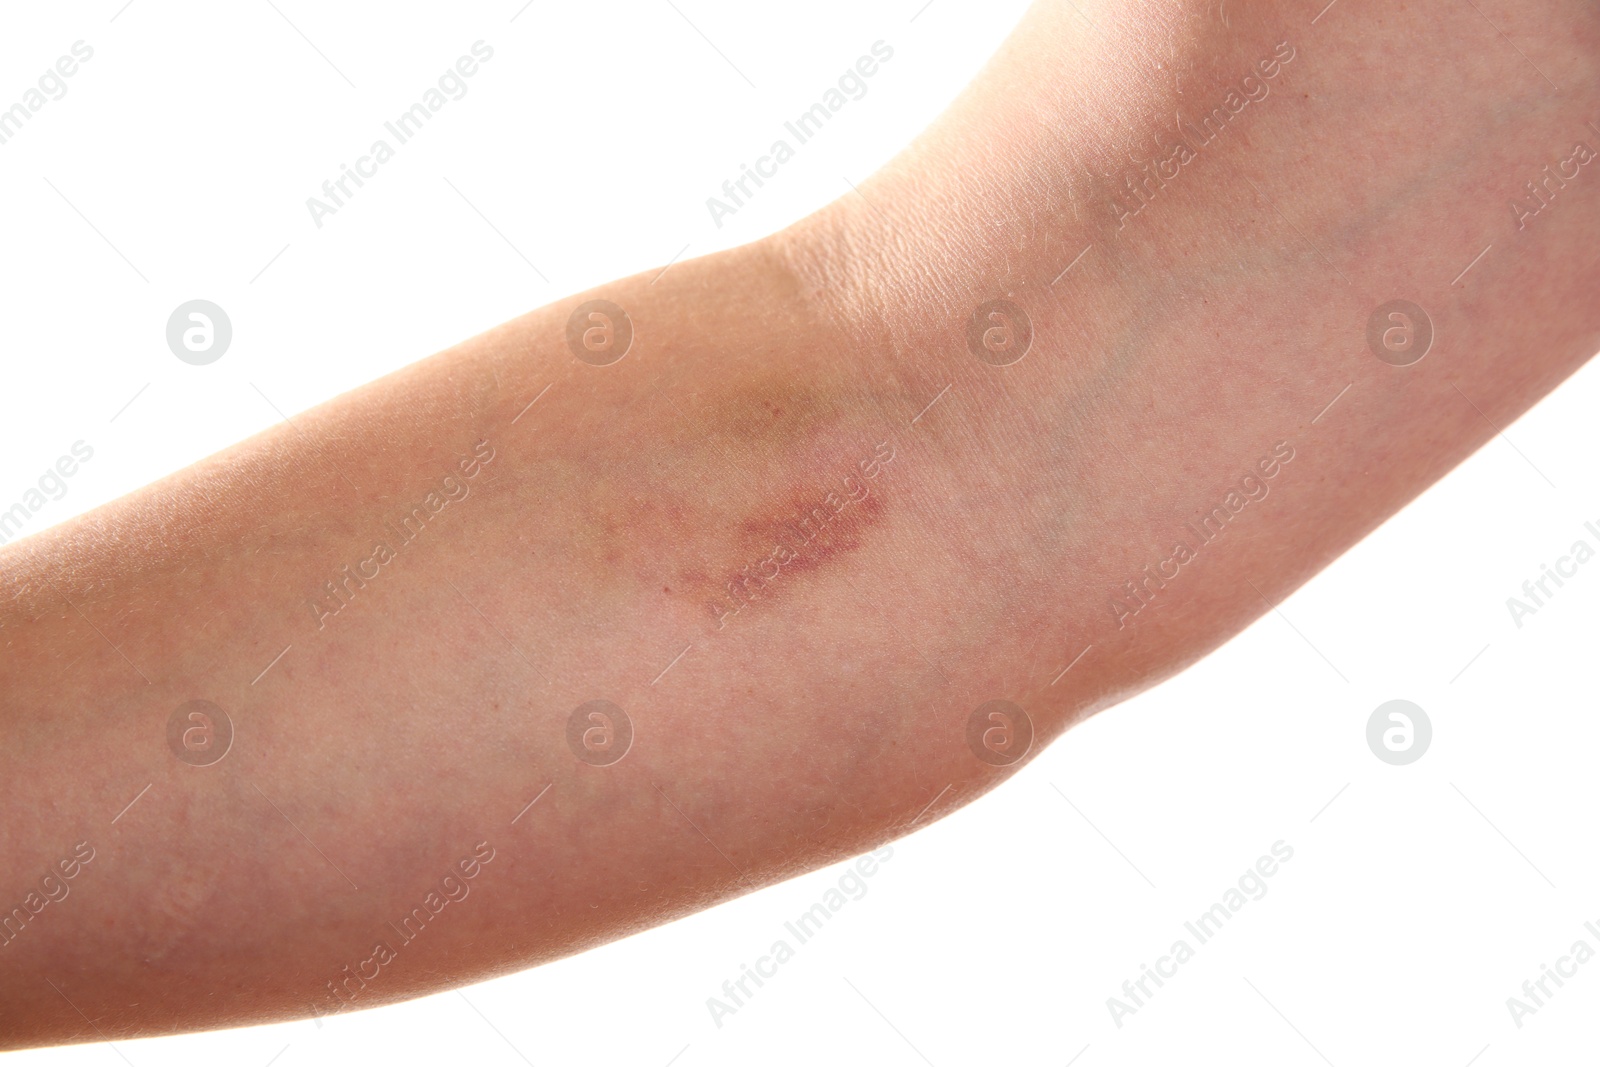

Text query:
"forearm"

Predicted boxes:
[[3, 0, 1597, 1047], [0, 226, 967, 1042]]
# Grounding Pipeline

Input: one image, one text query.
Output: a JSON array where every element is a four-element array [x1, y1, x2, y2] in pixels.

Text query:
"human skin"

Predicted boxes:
[[2, 0, 1597, 1048]]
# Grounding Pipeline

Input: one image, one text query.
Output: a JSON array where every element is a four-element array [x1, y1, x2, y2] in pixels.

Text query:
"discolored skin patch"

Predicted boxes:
[[695, 453, 893, 629], [549, 371, 901, 633]]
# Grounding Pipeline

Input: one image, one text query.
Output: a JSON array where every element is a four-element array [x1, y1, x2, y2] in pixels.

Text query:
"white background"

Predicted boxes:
[[2, 1, 1598, 1064]]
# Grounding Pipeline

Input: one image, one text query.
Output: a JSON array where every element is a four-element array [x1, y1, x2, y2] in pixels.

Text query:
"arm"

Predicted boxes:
[[3, 0, 1597, 1046]]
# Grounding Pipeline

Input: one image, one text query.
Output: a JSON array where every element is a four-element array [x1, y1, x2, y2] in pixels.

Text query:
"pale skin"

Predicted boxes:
[[2, 0, 1598, 1048]]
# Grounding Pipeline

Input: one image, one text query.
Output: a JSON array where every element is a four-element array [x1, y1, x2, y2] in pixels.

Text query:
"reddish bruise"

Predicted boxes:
[[565, 401, 897, 626], [735, 481, 887, 579], [685, 473, 891, 625]]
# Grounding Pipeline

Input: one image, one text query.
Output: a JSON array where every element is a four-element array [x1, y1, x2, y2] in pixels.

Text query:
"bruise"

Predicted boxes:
[[700, 470, 890, 627], [555, 374, 899, 630]]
